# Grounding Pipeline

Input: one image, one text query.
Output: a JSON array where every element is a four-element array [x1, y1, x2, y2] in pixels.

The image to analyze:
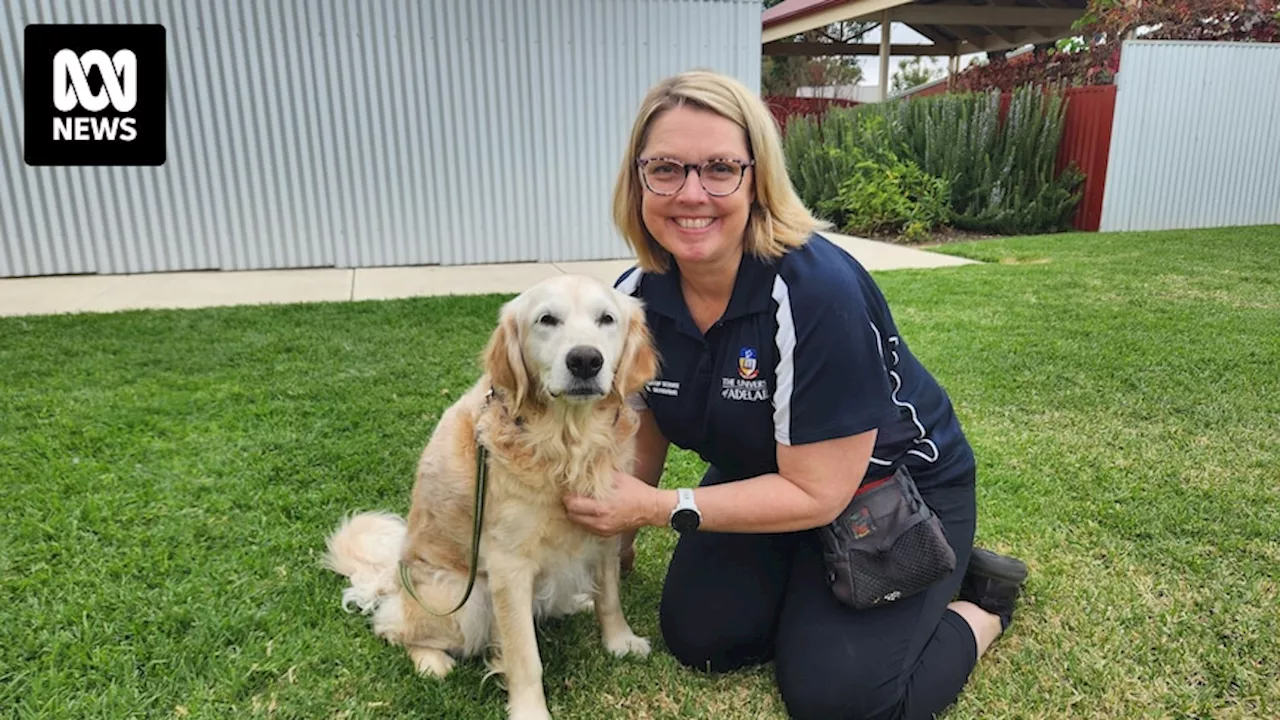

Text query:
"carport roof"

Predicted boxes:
[[762, 0, 1089, 57]]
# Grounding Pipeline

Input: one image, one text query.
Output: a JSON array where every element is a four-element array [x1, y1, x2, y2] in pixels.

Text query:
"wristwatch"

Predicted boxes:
[[669, 487, 702, 534]]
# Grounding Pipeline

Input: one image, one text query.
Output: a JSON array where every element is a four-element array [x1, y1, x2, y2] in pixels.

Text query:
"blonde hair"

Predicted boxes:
[[611, 69, 827, 273]]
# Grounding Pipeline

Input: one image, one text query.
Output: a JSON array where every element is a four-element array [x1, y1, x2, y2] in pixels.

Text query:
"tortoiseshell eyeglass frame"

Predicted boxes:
[[636, 157, 755, 197]]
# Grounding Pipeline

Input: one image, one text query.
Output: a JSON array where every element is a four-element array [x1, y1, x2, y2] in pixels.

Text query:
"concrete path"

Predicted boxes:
[[0, 232, 976, 318]]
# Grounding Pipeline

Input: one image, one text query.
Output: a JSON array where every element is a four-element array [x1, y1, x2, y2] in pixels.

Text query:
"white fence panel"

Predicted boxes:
[[0, 0, 762, 278], [1100, 40, 1280, 233]]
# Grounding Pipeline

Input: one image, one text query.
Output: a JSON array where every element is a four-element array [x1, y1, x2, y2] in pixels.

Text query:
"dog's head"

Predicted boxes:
[[482, 274, 658, 413]]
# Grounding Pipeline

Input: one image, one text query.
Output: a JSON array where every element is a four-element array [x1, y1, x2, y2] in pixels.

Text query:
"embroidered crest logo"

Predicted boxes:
[[722, 348, 768, 402], [737, 347, 758, 380]]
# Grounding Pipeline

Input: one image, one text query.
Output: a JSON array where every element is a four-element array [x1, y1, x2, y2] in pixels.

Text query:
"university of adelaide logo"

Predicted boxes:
[[723, 347, 769, 402], [737, 347, 759, 380], [24, 24, 166, 166]]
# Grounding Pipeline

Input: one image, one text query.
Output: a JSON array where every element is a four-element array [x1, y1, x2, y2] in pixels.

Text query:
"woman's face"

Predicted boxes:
[[638, 105, 754, 272]]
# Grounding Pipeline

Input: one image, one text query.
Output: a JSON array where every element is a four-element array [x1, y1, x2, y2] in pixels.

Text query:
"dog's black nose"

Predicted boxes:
[[566, 346, 604, 380]]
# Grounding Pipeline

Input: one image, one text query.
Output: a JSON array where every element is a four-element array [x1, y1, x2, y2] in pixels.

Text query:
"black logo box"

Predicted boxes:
[[24, 24, 166, 166]]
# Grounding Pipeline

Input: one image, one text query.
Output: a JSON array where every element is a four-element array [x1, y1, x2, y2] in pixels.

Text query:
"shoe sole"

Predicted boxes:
[[967, 548, 1028, 583]]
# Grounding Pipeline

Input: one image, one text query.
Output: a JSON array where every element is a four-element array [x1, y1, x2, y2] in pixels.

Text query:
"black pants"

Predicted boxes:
[[659, 466, 979, 720]]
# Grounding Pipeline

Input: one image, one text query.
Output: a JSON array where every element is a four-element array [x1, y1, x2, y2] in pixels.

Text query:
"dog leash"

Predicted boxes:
[[398, 392, 493, 617]]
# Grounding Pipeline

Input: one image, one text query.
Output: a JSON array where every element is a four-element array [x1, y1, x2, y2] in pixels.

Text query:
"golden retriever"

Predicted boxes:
[[323, 273, 659, 720]]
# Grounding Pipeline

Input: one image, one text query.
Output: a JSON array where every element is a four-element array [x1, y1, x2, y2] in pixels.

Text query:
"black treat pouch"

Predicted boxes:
[[818, 465, 957, 610]]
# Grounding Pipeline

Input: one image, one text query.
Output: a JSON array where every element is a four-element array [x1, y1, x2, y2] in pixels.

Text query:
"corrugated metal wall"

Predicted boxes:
[[1099, 40, 1280, 233], [0, 0, 762, 278], [1057, 85, 1116, 232]]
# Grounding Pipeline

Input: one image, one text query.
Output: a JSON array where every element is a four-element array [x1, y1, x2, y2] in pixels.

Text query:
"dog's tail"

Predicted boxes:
[[322, 511, 407, 615]]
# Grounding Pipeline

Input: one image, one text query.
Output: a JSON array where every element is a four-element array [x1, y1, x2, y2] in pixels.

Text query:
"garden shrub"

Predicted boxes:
[[822, 150, 952, 240], [782, 107, 880, 229], [883, 91, 1002, 224], [781, 85, 1084, 238], [785, 111, 949, 238]]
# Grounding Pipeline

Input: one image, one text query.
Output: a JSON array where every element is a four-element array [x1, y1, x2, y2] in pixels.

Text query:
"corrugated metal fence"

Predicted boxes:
[[1056, 85, 1116, 232], [995, 85, 1118, 232], [0, 0, 762, 278], [1100, 40, 1280, 232]]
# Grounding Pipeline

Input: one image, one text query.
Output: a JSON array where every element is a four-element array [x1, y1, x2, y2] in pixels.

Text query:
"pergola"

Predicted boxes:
[[762, 0, 1088, 99]]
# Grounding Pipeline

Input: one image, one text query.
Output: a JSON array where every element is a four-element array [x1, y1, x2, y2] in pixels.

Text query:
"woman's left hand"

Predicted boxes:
[[563, 470, 665, 537]]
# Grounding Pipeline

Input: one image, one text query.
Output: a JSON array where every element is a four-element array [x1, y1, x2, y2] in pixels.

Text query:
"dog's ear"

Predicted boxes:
[[482, 303, 529, 411], [613, 295, 659, 401]]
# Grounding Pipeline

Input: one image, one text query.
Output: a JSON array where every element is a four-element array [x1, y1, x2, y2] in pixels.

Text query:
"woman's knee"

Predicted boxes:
[[656, 594, 709, 670], [776, 656, 905, 720], [656, 518, 796, 674], [658, 592, 773, 673]]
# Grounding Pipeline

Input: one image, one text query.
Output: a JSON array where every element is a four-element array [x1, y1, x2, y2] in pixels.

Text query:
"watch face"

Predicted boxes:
[[671, 509, 700, 534]]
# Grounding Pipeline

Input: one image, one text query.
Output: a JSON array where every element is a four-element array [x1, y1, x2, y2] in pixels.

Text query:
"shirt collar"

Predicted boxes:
[[643, 251, 778, 334], [723, 251, 778, 321]]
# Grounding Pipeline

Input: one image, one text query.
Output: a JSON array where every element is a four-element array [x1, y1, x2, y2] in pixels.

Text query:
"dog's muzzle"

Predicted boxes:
[[565, 346, 604, 380], [559, 346, 606, 398]]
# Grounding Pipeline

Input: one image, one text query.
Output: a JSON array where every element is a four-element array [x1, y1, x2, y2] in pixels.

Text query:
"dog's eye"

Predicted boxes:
[[598, 312, 616, 326], [537, 313, 560, 327]]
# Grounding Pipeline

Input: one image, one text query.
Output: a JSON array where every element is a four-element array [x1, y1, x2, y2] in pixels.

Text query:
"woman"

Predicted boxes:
[[563, 70, 1028, 720]]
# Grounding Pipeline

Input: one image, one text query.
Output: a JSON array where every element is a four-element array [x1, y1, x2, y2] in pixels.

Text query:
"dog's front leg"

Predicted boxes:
[[488, 558, 551, 720], [593, 536, 651, 658]]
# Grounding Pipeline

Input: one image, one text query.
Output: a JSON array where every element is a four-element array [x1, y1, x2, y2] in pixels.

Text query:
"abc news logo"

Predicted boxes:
[[25, 24, 166, 166], [54, 49, 140, 142]]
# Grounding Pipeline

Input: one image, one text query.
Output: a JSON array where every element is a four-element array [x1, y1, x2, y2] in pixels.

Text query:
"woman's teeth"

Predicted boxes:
[[675, 217, 714, 229]]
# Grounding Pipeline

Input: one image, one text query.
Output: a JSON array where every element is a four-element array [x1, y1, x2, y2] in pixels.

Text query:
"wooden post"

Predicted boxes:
[[878, 12, 890, 101]]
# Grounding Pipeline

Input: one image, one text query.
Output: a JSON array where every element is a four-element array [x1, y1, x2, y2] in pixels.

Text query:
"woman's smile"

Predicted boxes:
[[671, 216, 717, 232]]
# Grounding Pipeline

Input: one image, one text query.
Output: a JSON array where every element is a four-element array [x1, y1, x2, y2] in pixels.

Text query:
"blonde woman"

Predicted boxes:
[[564, 70, 1027, 720]]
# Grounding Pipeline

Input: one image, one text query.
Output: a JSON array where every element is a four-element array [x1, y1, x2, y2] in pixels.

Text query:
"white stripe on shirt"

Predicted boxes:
[[615, 267, 642, 296], [616, 267, 644, 408], [771, 275, 797, 445], [868, 321, 939, 464]]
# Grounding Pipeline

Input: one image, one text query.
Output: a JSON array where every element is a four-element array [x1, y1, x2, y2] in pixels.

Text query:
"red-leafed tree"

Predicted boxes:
[[951, 0, 1280, 92]]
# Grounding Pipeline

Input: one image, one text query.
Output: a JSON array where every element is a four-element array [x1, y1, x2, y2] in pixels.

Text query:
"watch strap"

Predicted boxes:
[[677, 487, 695, 509]]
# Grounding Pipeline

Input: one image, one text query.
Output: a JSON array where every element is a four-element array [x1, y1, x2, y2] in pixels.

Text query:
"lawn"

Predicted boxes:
[[2, 226, 1278, 719]]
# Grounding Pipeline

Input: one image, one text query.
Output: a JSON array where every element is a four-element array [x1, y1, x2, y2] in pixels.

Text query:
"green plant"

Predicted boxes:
[[823, 145, 952, 239], [1056, 36, 1086, 53], [886, 87, 1084, 234], [882, 91, 1003, 222], [962, 87, 1084, 234], [781, 107, 873, 227], [783, 87, 1083, 238], [784, 107, 929, 231]]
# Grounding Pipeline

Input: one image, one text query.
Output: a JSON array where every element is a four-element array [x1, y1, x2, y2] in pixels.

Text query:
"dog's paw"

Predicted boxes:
[[603, 631, 651, 658], [571, 593, 595, 614], [408, 647, 455, 678], [507, 701, 552, 720]]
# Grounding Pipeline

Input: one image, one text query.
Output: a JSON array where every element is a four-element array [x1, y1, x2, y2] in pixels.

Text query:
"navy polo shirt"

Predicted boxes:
[[615, 233, 974, 490]]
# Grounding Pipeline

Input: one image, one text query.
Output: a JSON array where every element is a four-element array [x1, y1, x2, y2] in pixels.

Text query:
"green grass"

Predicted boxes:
[[2, 225, 1278, 719]]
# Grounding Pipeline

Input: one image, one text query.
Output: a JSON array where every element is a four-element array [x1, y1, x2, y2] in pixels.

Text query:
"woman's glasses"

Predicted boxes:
[[636, 157, 754, 197]]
